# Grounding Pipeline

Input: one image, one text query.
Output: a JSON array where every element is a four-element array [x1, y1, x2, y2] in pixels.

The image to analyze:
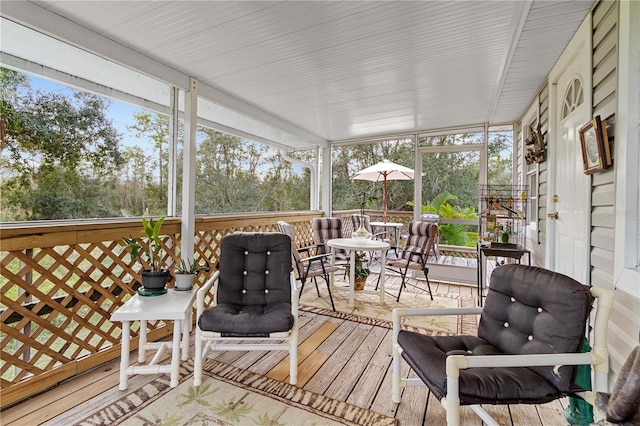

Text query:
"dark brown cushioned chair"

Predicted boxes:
[[392, 264, 614, 425], [194, 232, 298, 385]]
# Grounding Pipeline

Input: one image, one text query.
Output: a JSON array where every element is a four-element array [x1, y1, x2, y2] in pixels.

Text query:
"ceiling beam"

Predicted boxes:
[[487, 0, 533, 123]]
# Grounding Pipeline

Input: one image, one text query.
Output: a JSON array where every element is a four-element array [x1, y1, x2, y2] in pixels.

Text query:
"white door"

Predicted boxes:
[[550, 22, 591, 283]]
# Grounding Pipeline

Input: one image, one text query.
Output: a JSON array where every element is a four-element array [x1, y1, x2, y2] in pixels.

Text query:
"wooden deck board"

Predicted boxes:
[[395, 372, 430, 425], [325, 323, 387, 401], [3, 279, 571, 426], [304, 321, 372, 395], [345, 329, 392, 408], [266, 318, 340, 382], [369, 357, 409, 418]]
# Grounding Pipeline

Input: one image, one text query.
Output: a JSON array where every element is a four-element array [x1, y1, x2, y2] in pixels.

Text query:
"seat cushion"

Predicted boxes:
[[198, 301, 294, 336], [387, 258, 423, 271], [198, 232, 294, 337], [398, 331, 563, 405]]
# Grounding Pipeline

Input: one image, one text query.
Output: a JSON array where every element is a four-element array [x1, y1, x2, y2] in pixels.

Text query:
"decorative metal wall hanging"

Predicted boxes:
[[525, 123, 546, 165]]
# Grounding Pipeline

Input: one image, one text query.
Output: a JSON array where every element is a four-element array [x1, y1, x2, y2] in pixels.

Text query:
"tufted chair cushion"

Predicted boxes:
[[397, 264, 593, 405], [198, 232, 294, 336]]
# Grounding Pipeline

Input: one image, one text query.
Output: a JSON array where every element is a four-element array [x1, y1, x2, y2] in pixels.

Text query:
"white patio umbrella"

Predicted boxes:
[[352, 159, 416, 222]]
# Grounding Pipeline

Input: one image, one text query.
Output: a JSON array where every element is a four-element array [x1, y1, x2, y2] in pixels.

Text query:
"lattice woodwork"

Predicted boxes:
[[0, 213, 321, 407]]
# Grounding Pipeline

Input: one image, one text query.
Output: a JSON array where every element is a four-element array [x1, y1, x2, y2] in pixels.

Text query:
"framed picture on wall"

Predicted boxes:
[[579, 116, 608, 174]]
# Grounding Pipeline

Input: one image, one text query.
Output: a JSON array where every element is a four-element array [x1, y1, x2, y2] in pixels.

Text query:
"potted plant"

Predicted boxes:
[[174, 258, 209, 291], [123, 217, 170, 293], [347, 251, 371, 290]]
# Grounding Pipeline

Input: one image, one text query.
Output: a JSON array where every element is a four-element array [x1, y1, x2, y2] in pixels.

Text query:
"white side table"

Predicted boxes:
[[327, 238, 389, 308], [110, 288, 197, 390]]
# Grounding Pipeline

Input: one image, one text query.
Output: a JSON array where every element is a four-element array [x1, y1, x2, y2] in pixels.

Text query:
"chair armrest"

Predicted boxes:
[[371, 231, 389, 238], [392, 307, 482, 337], [196, 271, 219, 320], [297, 245, 318, 254], [446, 352, 598, 374], [300, 252, 334, 263], [394, 307, 483, 319]]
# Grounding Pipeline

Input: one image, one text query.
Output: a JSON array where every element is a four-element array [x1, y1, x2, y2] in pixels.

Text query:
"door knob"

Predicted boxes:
[[547, 212, 559, 220]]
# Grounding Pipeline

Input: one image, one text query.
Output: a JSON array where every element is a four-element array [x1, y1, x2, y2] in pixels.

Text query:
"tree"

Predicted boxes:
[[0, 68, 124, 220], [332, 140, 416, 213], [194, 129, 309, 213], [127, 112, 169, 213]]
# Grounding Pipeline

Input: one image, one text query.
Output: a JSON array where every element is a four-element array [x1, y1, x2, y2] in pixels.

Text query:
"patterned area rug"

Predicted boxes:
[[63, 359, 397, 426], [299, 278, 473, 335]]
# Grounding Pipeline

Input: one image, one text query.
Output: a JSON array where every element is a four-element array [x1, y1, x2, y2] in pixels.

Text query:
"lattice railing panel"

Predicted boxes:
[[0, 212, 321, 406]]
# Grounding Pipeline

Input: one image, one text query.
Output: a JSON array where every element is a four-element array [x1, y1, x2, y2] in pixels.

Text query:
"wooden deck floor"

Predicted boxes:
[[2, 275, 569, 426]]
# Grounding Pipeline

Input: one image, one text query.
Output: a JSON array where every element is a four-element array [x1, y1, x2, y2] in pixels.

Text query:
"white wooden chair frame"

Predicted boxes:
[[194, 270, 299, 386], [391, 286, 614, 426]]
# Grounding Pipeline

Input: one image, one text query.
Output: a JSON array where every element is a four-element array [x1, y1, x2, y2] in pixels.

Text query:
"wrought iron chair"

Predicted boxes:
[[392, 264, 614, 426], [385, 220, 435, 301], [194, 232, 299, 386], [277, 221, 337, 311]]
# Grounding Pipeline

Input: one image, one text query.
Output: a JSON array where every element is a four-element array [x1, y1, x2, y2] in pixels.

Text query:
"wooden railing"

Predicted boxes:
[[0, 211, 321, 408]]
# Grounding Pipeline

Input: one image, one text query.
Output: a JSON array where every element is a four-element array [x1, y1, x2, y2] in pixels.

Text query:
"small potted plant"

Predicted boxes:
[[174, 258, 209, 291], [347, 251, 370, 290], [123, 217, 170, 294]]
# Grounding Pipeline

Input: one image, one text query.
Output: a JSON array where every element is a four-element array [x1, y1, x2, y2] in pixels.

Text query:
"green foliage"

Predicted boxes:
[[332, 140, 415, 212], [346, 251, 371, 279], [123, 217, 166, 272], [1, 68, 124, 220], [175, 258, 209, 274], [193, 130, 309, 214], [0, 69, 311, 221], [420, 191, 479, 247]]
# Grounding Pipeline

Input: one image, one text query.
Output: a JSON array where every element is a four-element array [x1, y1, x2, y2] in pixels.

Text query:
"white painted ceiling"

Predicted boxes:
[[1, 1, 593, 148]]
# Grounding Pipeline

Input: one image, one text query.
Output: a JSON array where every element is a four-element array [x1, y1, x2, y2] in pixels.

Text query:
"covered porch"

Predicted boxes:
[[2, 1, 639, 425]]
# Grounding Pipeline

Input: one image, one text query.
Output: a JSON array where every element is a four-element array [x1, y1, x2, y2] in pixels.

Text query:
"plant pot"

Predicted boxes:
[[141, 269, 170, 290], [175, 273, 196, 291], [354, 277, 367, 291]]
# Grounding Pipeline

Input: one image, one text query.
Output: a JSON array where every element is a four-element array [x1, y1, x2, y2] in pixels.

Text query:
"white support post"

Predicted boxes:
[[181, 78, 198, 262], [312, 148, 320, 211], [321, 146, 332, 215], [167, 87, 179, 216]]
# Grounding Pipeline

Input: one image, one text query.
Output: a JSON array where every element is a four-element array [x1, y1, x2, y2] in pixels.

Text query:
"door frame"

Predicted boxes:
[[545, 16, 592, 276]]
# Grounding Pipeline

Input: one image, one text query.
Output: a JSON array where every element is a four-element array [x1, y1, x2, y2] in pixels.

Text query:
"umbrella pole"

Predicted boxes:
[[383, 175, 387, 223]]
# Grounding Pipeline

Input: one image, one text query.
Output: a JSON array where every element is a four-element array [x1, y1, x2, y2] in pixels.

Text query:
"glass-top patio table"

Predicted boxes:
[[327, 237, 390, 308]]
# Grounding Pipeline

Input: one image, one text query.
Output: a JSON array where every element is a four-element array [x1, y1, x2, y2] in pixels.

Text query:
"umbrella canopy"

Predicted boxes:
[[352, 159, 416, 222]]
